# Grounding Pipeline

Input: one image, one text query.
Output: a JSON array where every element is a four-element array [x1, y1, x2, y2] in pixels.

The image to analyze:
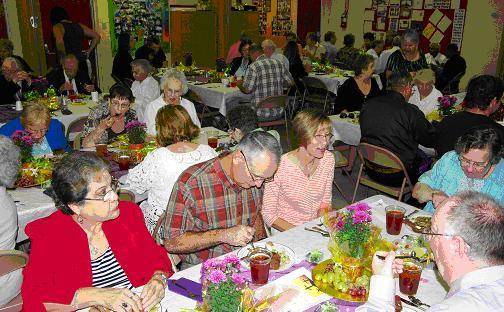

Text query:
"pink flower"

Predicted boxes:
[[231, 273, 246, 285], [125, 120, 146, 131], [208, 270, 227, 284], [352, 210, 371, 224], [336, 218, 345, 229]]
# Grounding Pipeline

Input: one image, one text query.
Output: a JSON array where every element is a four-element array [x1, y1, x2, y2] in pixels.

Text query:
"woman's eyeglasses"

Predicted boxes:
[[458, 155, 490, 171], [83, 178, 120, 202], [111, 101, 130, 110]]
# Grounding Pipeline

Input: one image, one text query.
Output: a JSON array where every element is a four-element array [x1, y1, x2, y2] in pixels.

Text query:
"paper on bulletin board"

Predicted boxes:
[[364, 9, 375, 20], [364, 21, 373, 32], [451, 0, 460, 9], [399, 19, 411, 30], [389, 0, 400, 5], [412, 0, 423, 9], [412, 10, 424, 21], [377, 6, 388, 17], [429, 9, 443, 25], [437, 15, 452, 32], [430, 30, 444, 43], [389, 6, 400, 18], [422, 22, 436, 39], [424, 0, 434, 9], [389, 18, 399, 32], [377, 18, 386, 30]]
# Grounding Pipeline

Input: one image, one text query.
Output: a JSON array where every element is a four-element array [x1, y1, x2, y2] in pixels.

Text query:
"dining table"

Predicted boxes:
[[9, 127, 227, 243], [308, 73, 383, 95], [187, 81, 251, 116], [155, 194, 447, 312]]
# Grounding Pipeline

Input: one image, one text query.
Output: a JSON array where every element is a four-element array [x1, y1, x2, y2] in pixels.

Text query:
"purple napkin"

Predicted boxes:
[[168, 278, 203, 302]]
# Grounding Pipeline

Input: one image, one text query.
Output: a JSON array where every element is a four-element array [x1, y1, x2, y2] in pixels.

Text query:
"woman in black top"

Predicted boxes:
[[284, 41, 307, 93], [229, 40, 252, 77], [50, 7, 100, 78], [333, 53, 381, 114], [112, 33, 134, 82]]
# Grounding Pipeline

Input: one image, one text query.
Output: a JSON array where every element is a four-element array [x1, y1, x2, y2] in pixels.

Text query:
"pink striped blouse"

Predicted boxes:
[[262, 151, 335, 227]]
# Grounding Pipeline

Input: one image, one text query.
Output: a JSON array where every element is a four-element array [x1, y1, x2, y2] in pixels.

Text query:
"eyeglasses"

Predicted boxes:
[[240, 151, 273, 184], [314, 133, 333, 141], [165, 88, 182, 96], [83, 178, 120, 202], [25, 126, 48, 135], [111, 101, 130, 110], [458, 155, 490, 171]]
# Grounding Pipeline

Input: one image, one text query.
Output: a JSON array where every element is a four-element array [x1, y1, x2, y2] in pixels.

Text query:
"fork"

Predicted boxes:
[[304, 227, 330, 237], [409, 295, 431, 308]]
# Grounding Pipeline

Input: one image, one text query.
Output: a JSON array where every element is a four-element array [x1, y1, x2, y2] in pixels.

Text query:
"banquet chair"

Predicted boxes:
[[286, 84, 303, 120], [117, 189, 136, 203], [111, 73, 124, 85], [301, 76, 335, 114], [0, 250, 28, 311], [72, 132, 83, 150], [256, 95, 291, 150], [183, 89, 219, 126], [332, 142, 356, 203], [352, 143, 414, 203], [152, 212, 181, 273], [66, 116, 88, 147], [440, 71, 465, 95]]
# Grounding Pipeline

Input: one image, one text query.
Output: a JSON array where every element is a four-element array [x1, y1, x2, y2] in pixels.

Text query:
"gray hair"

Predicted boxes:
[[236, 131, 281, 166], [401, 29, 420, 43], [261, 39, 276, 50], [2, 56, 21, 70], [0, 136, 20, 187], [160, 68, 188, 94], [130, 59, 154, 75], [445, 191, 504, 264]]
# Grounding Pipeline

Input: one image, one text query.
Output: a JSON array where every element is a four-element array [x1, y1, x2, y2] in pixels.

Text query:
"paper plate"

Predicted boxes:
[[237, 242, 296, 272]]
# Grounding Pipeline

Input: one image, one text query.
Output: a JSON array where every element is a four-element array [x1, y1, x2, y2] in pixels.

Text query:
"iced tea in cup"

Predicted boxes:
[[385, 205, 406, 235], [399, 260, 422, 295], [249, 248, 272, 285], [118, 155, 130, 171], [95, 144, 108, 157]]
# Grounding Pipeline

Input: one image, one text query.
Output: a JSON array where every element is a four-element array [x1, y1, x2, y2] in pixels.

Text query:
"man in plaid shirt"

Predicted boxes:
[[239, 43, 294, 122], [164, 132, 281, 268]]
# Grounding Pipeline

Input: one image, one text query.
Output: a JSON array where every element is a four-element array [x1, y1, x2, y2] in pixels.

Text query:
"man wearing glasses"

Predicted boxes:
[[358, 191, 504, 311], [163, 131, 281, 269], [0, 57, 33, 104]]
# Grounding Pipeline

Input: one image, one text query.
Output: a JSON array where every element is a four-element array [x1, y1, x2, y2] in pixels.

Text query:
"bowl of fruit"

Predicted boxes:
[[16, 157, 56, 188]]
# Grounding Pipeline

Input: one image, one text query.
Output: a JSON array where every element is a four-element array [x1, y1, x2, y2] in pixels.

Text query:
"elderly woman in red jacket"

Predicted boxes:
[[21, 152, 173, 311]]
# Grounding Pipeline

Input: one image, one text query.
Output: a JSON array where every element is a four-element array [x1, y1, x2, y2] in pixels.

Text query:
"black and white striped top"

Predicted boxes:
[[91, 247, 133, 289]]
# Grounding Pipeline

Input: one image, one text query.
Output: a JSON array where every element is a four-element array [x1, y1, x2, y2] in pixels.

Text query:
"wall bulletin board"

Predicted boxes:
[[363, 0, 468, 52]]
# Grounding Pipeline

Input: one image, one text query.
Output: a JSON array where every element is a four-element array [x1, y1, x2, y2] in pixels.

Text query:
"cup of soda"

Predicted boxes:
[[249, 248, 272, 285], [385, 205, 406, 235], [95, 143, 108, 157], [399, 260, 422, 295]]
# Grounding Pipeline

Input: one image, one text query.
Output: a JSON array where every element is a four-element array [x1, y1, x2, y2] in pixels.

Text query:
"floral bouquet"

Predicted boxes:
[[125, 120, 147, 145], [11, 130, 34, 163], [437, 95, 458, 116], [199, 255, 249, 312]]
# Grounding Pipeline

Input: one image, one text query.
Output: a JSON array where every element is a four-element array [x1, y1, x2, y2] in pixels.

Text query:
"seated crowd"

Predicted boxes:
[[0, 26, 503, 311]]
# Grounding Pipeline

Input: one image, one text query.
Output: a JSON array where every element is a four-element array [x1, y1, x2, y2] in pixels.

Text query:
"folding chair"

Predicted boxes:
[[117, 189, 136, 203], [332, 143, 356, 203], [183, 89, 220, 125], [352, 143, 414, 203], [0, 250, 28, 311], [66, 116, 88, 148], [256, 95, 291, 150], [440, 71, 465, 95], [302, 76, 335, 114]]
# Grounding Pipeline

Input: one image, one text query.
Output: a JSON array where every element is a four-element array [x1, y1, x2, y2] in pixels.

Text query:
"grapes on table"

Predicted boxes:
[[314, 264, 370, 298]]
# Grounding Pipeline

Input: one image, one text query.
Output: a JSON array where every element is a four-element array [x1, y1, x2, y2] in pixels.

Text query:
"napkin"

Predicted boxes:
[[167, 278, 203, 302]]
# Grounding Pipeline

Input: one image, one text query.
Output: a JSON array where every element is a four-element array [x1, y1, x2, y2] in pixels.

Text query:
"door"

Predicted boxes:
[[16, 0, 46, 76], [297, 0, 320, 44], [38, 0, 94, 72]]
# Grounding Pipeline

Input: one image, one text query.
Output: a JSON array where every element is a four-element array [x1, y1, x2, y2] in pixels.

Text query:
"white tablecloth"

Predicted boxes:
[[161, 195, 447, 311], [188, 82, 251, 116], [308, 74, 383, 95]]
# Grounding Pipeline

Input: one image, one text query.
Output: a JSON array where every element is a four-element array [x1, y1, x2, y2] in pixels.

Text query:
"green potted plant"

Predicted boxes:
[[125, 120, 146, 150]]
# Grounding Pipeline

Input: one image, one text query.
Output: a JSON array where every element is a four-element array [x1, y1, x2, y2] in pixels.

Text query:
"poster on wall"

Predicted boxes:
[[451, 8, 465, 47]]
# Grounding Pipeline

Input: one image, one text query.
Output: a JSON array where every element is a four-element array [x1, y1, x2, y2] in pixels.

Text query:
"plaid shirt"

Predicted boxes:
[[163, 154, 263, 267], [243, 55, 293, 106]]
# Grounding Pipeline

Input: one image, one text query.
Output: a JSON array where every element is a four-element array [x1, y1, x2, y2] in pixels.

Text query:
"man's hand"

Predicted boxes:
[[432, 191, 448, 209], [14, 71, 31, 85], [85, 84, 96, 92], [98, 115, 116, 131], [220, 225, 254, 246], [372, 251, 403, 278], [60, 81, 74, 92]]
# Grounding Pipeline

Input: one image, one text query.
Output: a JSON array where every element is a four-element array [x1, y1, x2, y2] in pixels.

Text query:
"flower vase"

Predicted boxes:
[[129, 143, 144, 163], [341, 257, 364, 283]]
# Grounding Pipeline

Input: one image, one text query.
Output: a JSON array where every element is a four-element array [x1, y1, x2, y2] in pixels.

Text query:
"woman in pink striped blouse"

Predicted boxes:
[[262, 109, 335, 231]]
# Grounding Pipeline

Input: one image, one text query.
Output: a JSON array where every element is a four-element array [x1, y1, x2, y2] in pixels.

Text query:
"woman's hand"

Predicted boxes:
[[140, 273, 166, 310], [86, 288, 142, 312], [372, 251, 403, 278], [98, 115, 116, 131]]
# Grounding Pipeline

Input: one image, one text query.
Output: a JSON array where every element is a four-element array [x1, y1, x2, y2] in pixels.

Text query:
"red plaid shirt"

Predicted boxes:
[[164, 155, 263, 267]]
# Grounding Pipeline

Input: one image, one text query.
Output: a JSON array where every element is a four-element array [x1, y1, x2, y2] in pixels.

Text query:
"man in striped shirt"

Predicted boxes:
[[163, 132, 281, 269]]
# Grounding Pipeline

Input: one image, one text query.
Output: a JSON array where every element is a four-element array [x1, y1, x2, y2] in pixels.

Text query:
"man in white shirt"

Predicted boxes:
[[425, 42, 447, 68], [304, 32, 326, 62], [366, 40, 384, 60], [261, 39, 289, 71], [46, 54, 95, 95], [374, 36, 400, 74], [144, 69, 200, 136], [358, 191, 504, 312], [408, 69, 443, 115], [130, 59, 159, 122]]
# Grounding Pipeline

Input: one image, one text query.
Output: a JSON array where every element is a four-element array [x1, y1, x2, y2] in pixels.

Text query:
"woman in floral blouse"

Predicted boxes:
[[82, 84, 137, 147]]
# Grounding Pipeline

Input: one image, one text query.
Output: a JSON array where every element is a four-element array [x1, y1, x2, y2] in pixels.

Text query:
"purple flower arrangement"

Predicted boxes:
[[11, 130, 34, 162], [125, 120, 146, 144], [330, 203, 373, 259], [200, 255, 246, 311], [437, 95, 458, 116]]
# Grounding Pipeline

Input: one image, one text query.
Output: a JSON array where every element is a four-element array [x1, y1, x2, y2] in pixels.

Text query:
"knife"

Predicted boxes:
[[399, 297, 426, 311]]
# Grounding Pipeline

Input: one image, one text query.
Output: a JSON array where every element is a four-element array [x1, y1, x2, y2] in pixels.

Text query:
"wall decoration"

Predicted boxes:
[[399, 19, 411, 29]]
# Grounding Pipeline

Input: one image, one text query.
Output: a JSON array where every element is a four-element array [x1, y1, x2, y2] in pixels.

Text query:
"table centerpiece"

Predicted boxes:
[[313, 202, 393, 302]]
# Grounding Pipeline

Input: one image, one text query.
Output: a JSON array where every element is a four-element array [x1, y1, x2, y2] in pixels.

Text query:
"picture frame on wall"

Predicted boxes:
[[399, 19, 411, 29]]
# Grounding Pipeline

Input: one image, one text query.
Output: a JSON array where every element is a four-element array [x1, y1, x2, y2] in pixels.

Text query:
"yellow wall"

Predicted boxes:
[[92, 0, 114, 91], [321, 0, 504, 89], [3, 0, 22, 57]]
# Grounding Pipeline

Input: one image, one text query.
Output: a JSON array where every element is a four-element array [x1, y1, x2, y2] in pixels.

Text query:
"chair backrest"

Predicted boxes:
[[111, 73, 123, 85], [123, 78, 134, 88], [256, 95, 287, 110], [0, 250, 28, 278], [152, 211, 166, 245], [442, 71, 465, 95], [66, 116, 88, 142], [72, 132, 83, 150], [303, 76, 329, 93], [357, 143, 412, 185]]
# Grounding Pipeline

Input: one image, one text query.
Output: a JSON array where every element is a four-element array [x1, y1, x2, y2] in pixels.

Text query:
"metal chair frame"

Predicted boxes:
[[256, 95, 291, 150]]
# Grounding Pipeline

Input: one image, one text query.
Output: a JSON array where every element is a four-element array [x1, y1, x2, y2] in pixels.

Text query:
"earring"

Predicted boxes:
[[77, 214, 84, 224]]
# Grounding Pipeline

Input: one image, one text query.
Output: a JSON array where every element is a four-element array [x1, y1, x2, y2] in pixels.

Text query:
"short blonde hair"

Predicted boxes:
[[414, 69, 435, 82], [292, 109, 332, 147], [20, 102, 51, 128], [155, 105, 199, 147], [160, 68, 188, 94]]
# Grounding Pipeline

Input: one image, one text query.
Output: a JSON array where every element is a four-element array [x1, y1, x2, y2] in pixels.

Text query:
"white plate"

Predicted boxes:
[[237, 242, 296, 272]]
